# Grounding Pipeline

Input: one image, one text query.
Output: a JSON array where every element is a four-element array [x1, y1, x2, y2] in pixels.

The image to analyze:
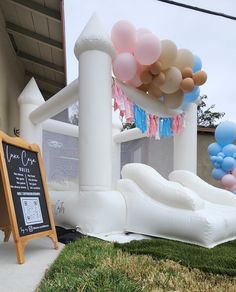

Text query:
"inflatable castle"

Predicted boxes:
[[17, 14, 236, 248]]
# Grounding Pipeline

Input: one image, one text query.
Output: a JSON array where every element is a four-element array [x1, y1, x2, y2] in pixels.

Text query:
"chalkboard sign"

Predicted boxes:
[[0, 131, 58, 264]]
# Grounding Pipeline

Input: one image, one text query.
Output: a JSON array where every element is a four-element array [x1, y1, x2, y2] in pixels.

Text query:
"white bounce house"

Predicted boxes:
[[18, 14, 236, 248]]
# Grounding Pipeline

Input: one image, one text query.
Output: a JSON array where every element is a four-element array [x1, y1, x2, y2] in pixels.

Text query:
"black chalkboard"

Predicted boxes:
[[2, 142, 51, 237]]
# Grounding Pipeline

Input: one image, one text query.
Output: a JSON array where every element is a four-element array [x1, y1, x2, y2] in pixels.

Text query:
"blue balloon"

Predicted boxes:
[[217, 152, 225, 158], [215, 121, 236, 146], [208, 143, 222, 156], [210, 155, 217, 162], [222, 157, 236, 172], [192, 55, 202, 73], [216, 156, 223, 164], [222, 144, 236, 157], [183, 86, 200, 103], [211, 168, 226, 180], [233, 153, 236, 159]]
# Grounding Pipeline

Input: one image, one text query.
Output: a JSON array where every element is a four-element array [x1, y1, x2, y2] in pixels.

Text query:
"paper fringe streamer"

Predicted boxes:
[[112, 81, 185, 139]]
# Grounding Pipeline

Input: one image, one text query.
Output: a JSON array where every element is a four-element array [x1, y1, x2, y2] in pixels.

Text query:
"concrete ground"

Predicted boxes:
[[0, 232, 64, 292]]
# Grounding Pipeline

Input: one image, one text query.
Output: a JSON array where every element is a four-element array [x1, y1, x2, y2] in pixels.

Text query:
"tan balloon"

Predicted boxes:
[[174, 49, 194, 71], [193, 71, 207, 86], [140, 69, 153, 84], [182, 67, 193, 78], [149, 60, 162, 75], [163, 90, 184, 109], [159, 40, 177, 70], [148, 82, 163, 98], [138, 83, 149, 92], [153, 72, 165, 86], [180, 77, 195, 92], [160, 66, 182, 94]]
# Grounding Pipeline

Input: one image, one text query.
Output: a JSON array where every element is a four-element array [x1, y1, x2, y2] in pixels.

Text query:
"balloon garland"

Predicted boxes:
[[208, 121, 236, 194], [111, 20, 207, 110]]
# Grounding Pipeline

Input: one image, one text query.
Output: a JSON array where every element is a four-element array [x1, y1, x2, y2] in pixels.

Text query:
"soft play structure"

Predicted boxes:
[[17, 14, 236, 248]]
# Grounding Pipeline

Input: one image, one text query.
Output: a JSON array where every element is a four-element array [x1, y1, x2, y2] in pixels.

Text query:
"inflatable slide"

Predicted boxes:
[[117, 163, 236, 248]]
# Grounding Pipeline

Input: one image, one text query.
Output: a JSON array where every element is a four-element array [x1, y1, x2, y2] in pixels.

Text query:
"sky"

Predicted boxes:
[[64, 0, 236, 123]]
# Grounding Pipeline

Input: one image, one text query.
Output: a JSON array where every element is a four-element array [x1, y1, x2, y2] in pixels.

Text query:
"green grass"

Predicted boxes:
[[115, 237, 236, 276], [38, 237, 236, 292]]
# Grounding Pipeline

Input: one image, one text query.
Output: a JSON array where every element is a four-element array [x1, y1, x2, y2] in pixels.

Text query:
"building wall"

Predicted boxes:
[[0, 9, 25, 135]]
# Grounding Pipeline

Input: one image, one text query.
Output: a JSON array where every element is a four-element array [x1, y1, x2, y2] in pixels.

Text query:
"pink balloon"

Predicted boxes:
[[111, 20, 136, 53], [229, 184, 236, 192], [134, 33, 161, 65], [221, 174, 236, 188], [113, 53, 137, 82], [136, 28, 152, 40], [127, 62, 144, 87]]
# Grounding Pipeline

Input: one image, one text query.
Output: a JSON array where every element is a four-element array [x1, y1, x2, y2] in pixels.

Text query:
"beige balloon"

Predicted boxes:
[[159, 40, 177, 70], [174, 49, 194, 71], [160, 66, 182, 94], [148, 82, 163, 98], [163, 90, 184, 109], [153, 72, 165, 86], [149, 60, 162, 75], [140, 69, 153, 84]]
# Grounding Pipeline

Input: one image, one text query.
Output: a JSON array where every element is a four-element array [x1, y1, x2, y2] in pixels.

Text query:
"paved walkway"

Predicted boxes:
[[0, 233, 64, 292]]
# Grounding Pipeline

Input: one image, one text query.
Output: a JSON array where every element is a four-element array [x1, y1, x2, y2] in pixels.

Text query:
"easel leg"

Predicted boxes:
[[48, 233, 58, 250], [3, 227, 11, 242], [15, 241, 27, 264]]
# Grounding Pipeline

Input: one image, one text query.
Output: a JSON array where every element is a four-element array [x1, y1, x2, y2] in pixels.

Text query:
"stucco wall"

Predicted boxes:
[[0, 9, 25, 135], [197, 130, 222, 188]]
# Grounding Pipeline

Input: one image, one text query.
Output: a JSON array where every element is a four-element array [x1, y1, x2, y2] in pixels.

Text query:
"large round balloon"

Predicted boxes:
[[174, 49, 194, 71], [215, 121, 236, 147], [111, 20, 136, 53], [134, 33, 161, 65], [136, 27, 152, 39], [159, 67, 182, 94], [163, 90, 184, 109], [221, 157, 236, 172], [183, 86, 200, 103], [211, 168, 226, 180], [159, 40, 177, 70], [113, 53, 137, 81], [221, 174, 236, 188], [192, 55, 202, 73], [222, 144, 236, 157], [208, 142, 222, 156]]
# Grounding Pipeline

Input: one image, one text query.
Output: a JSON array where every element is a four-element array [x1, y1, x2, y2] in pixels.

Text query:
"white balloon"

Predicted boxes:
[[160, 67, 182, 94], [174, 49, 194, 70]]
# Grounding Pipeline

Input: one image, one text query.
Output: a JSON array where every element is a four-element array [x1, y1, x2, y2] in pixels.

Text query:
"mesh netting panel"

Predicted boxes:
[[42, 130, 78, 183]]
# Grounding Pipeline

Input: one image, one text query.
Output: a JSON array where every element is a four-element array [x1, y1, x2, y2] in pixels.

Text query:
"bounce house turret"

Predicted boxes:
[[74, 13, 126, 234]]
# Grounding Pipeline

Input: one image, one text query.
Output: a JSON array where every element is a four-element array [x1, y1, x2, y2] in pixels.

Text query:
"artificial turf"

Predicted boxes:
[[115, 237, 236, 276]]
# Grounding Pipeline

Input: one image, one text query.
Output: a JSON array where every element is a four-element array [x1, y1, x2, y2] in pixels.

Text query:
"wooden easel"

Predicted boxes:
[[0, 131, 58, 264]]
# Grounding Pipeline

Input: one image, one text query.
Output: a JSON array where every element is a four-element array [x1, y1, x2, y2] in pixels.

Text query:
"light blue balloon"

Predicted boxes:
[[222, 144, 236, 157], [183, 86, 200, 103], [208, 143, 222, 156], [192, 55, 202, 73], [211, 168, 226, 180], [233, 153, 236, 159], [216, 156, 223, 164], [210, 156, 217, 162], [217, 152, 225, 158], [215, 121, 236, 146], [222, 157, 236, 172]]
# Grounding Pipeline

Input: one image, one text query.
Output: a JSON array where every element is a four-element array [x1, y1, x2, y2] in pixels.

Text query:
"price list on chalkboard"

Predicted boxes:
[[3, 142, 51, 236]]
